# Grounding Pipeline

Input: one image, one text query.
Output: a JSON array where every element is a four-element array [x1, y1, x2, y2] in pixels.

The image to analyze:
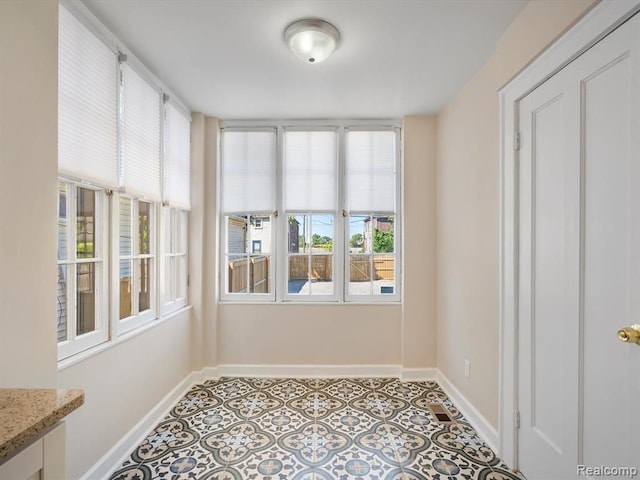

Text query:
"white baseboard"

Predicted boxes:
[[399, 368, 438, 381], [81, 371, 201, 480], [213, 364, 403, 379], [436, 370, 499, 453], [201, 366, 219, 379], [210, 364, 438, 380]]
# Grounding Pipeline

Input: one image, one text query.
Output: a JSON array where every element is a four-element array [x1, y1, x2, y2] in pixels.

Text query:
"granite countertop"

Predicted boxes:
[[0, 388, 84, 463]]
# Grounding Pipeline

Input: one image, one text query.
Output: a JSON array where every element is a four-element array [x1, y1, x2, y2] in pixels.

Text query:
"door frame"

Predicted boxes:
[[498, 0, 640, 469]]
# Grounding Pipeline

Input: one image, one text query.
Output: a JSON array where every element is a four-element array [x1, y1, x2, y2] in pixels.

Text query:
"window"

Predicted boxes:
[[117, 196, 156, 333], [162, 92, 191, 314], [348, 215, 396, 296], [287, 214, 335, 297], [220, 130, 276, 300], [57, 183, 109, 359], [223, 214, 274, 295], [345, 129, 398, 299], [284, 129, 337, 299], [219, 123, 400, 302], [161, 207, 188, 314], [57, 3, 191, 361]]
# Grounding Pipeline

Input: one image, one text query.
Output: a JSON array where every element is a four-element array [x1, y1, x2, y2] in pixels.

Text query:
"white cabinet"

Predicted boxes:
[[0, 423, 65, 480]]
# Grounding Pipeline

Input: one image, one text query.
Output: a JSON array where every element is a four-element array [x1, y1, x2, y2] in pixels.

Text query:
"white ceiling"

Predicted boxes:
[[81, 0, 528, 120]]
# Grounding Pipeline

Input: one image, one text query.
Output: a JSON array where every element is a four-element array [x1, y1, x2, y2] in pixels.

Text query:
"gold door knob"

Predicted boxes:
[[617, 324, 640, 344]]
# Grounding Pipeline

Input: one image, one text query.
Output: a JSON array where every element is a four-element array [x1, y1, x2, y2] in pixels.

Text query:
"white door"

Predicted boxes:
[[518, 13, 640, 479]]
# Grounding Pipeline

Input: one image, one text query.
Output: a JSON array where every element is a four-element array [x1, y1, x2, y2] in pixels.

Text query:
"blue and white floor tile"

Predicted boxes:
[[109, 377, 522, 480]]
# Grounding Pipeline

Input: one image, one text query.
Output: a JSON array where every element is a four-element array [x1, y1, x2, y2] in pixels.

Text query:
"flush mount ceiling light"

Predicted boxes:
[[284, 19, 340, 64]]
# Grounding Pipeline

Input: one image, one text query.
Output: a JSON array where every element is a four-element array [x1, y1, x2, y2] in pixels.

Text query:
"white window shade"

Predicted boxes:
[[58, 5, 119, 188], [284, 130, 337, 211], [164, 103, 191, 210], [346, 130, 397, 212], [121, 64, 162, 201], [221, 130, 276, 213]]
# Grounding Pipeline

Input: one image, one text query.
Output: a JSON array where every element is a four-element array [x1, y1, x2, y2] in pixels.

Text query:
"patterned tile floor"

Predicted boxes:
[[109, 377, 522, 480]]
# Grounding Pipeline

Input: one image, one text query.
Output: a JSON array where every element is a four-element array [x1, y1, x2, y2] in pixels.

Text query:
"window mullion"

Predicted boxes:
[[161, 206, 168, 308], [394, 127, 402, 301], [76, 257, 104, 264], [110, 192, 120, 336], [132, 200, 140, 316], [60, 183, 72, 343], [369, 241, 374, 296], [246, 253, 251, 294], [96, 189, 106, 337], [150, 202, 157, 317], [337, 125, 346, 302], [68, 186, 78, 342], [275, 126, 284, 302], [69, 264, 78, 342], [307, 239, 312, 295], [158, 205, 162, 312]]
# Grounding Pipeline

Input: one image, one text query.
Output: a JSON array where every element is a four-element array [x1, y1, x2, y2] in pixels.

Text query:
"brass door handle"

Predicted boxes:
[[617, 324, 640, 344]]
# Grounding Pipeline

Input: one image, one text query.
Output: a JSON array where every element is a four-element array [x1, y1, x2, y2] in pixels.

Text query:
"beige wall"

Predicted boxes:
[[496, 0, 597, 86], [218, 304, 402, 365], [58, 311, 192, 479], [189, 113, 207, 370], [402, 116, 438, 368], [203, 118, 220, 367], [436, 0, 596, 428], [0, 0, 58, 388], [214, 117, 438, 369], [189, 114, 220, 370]]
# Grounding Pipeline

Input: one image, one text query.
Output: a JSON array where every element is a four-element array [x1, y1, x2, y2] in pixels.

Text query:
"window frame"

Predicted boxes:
[[283, 212, 340, 302], [57, 181, 110, 360], [281, 126, 340, 302], [344, 213, 400, 303], [113, 193, 158, 335], [220, 213, 277, 302], [218, 126, 278, 302], [218, 121, 402, 304], [160, 206, 189, 315], [343, 127, 402, 303]]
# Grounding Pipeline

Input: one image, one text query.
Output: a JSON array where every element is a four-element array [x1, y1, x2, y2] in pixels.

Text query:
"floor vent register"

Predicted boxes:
[[426, 402, 455, 424]]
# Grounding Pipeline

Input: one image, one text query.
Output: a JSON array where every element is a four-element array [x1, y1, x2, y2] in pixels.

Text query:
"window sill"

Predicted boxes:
[[57, 305, 192, 372], [217, 300, 402, 306]]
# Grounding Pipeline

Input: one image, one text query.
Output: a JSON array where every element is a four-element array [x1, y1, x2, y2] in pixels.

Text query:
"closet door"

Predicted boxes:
[[517, 13, 640, 479]]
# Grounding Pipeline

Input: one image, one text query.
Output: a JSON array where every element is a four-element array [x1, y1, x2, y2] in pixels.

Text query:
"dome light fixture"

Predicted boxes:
[[284, 19, 340, 64]]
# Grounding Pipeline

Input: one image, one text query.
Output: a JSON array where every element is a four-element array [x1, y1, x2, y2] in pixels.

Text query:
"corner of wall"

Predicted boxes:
[[189, 112, 206, 371], [401, 115, 438, 369], [203, 116, 220, 369], [189, 114, 221, 372]]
